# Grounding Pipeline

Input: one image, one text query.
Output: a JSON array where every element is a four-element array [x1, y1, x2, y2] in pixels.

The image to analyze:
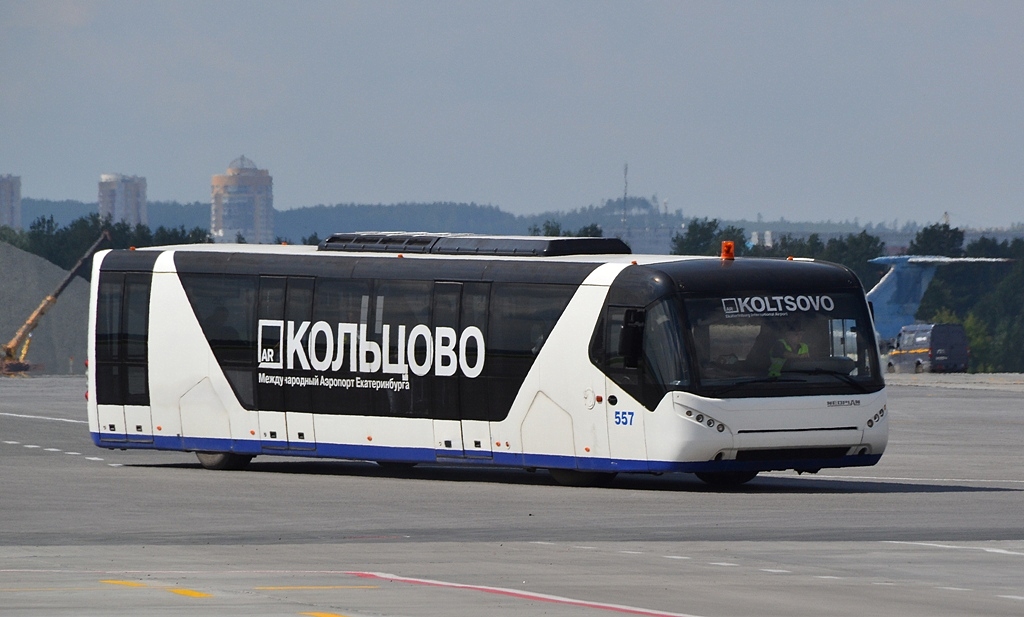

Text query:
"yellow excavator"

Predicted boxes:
[[2, 231, 110, 376]]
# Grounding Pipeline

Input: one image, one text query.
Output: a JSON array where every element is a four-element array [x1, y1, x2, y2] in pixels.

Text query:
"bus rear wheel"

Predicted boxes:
[[548, 469, 617, 487], [695, 471, 758, 487], [196, 452, 253, 471]]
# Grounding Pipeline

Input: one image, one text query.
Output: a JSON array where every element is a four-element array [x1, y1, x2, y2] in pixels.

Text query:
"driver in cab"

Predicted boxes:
[[769, 321, 810, 377]]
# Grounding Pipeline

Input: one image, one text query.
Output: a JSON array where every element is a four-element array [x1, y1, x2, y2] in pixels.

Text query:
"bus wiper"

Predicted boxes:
[[706, 376, 804, 397], [781, 368, 870, 393]]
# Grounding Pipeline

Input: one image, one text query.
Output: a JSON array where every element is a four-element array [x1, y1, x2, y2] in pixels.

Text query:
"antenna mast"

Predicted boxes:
[[621, 163, 628, 225]]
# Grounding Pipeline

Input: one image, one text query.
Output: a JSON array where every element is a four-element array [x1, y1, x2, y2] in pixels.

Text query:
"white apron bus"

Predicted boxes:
[[87, 233, 888, 486]]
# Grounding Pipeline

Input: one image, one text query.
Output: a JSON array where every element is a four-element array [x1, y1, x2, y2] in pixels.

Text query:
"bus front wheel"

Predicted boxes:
[[695, 471, 758, 487], [196, 452, 253, 471]]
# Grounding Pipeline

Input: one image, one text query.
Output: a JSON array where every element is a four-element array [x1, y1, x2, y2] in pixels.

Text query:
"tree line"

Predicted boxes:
[[5, 213, 1023, 372], [1, 214, 209, 272], [670, 217, 886, 288]]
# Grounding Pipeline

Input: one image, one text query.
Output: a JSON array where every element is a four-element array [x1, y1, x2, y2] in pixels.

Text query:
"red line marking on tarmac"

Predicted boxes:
[[346, 571, 704, 617]]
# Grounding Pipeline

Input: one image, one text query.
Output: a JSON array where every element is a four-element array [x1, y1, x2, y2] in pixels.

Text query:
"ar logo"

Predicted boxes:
[[258, 320, 284, 369]]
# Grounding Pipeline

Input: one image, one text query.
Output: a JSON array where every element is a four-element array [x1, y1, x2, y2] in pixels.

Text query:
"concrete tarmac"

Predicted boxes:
[[1, 376, 1022, 616]]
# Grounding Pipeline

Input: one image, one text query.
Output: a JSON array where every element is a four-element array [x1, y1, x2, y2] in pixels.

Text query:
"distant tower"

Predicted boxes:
[[211, 156, 274, 244], [0, 174, 21, 229], [98, 174, 147, 226]]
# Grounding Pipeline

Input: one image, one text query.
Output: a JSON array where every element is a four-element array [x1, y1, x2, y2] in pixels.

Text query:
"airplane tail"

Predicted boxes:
[[866, 256, 1010, 341]]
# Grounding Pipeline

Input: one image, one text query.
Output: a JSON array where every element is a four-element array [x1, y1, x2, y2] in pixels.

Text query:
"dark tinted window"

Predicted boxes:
[[375, 280, 432, 417], [96, 273, 124, 363], [284, 278, 315, 412], [487, 283, 575, 418], [180, 273, 258, 365], [309, 278, 371, 415], [459, 282, 491, 420], [179, 273, 258, 408], [95, 270, 151, 406], [490, 284, 573, 355], [122, 274, 151, 363], [590, 305, 643, 403]]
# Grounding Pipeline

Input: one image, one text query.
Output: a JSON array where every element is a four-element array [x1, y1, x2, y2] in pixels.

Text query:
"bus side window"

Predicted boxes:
[[488, 283, 574, 420], [619, 308, 645, 369], [595, 305, 641, 389], [376, 279, 433, 417], [310, 278, 371, 416], [180, 272, 257, 408], [284, 277, 315, 413]]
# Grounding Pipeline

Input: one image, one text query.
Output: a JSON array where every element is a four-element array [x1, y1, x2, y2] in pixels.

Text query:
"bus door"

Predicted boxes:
[[96, 271, 154, 445], [431, 282, 492, 459], [601, 306, 649, 471], [256, 276, 317, 451]]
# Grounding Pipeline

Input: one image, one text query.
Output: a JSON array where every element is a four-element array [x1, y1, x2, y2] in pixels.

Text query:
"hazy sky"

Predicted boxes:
[[3, 1, 1023, 227]]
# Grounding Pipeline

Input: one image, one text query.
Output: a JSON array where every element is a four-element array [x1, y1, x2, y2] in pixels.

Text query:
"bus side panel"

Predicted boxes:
[[506, 264, 628, 471], [311, 415, 436, 462], [148, 253, 259, 453]]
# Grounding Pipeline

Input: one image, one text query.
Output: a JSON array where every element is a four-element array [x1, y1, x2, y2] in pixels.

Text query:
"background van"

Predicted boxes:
[[887, 323, 969, 373]]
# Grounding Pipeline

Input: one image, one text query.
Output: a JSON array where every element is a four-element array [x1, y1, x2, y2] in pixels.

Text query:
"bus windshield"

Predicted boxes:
[[682, 291, 883, 397]]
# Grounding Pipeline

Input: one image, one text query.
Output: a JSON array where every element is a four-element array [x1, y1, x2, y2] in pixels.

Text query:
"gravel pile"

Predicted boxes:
[[1, 242, 90, 375]]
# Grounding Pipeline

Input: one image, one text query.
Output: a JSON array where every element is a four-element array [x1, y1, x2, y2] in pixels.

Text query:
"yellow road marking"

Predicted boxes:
[[101, 580, 147, 587], [169, 588, 212, 598], [257, 585, 378, 590]]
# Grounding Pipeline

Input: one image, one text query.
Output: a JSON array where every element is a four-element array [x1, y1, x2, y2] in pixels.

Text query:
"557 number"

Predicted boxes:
[[613, 410, 635, 426]]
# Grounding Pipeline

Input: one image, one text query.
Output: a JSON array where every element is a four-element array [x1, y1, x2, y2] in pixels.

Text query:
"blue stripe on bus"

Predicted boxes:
[[92, 432, 881, 475]]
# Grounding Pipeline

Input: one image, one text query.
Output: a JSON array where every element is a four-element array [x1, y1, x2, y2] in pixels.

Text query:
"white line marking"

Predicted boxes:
[[44, 448, 61, 452], [573, 546, 597, 550], [108, 464, 123, 468], [709, 562, 738, 567], [998, 595, 1024, 601], [816, 576, 842, 579], [663, 556, 690, 560], [85, 457, 104, 461], [347, 571, 706, 617], [3, 440, 21, 445], [884, 541, 1024, 556], [65, 452, 81, 455], [872, 582, 897, 586], [0, 412, 87, 424], [619, 551, 644, 555], [23, 444, 40, 449], [760, 569, 790, 573], [937, 587, 971, 591], [530, 541, 556, 545]]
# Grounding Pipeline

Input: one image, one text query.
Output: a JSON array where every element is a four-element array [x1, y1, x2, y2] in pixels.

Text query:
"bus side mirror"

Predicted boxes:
[[619, 309, 645, 369]]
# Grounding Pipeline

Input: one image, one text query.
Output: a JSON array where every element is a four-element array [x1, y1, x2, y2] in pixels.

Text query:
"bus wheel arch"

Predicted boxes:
[[195, 452, 253, 471]]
